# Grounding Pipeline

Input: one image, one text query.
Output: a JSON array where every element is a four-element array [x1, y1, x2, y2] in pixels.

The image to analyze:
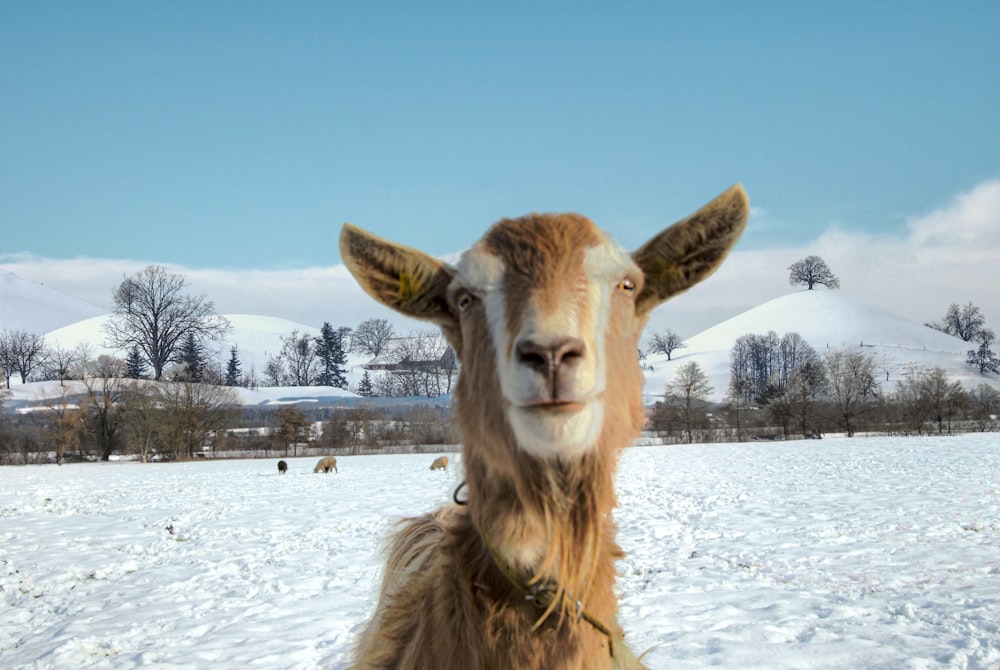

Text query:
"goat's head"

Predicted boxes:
[[340, 185, 749, 459]]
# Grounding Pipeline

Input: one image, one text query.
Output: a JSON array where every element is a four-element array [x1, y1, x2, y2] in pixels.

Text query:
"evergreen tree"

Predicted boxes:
[[315, 323, 350, 388], [176, 333, 205, 382], [125, 345, 148, 379], [225, 345, 242, 386], [357, 369, 375, 397]]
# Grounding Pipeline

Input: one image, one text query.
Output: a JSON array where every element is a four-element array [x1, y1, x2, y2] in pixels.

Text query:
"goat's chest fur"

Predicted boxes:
[[353, 506, 630, 670]]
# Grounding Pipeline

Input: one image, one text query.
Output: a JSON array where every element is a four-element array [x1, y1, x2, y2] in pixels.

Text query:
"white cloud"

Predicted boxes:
[[646, 178, 1000, 338], [3, 179, 1000, 341]]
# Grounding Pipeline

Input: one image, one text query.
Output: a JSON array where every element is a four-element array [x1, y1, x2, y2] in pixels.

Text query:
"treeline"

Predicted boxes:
[[652, 334, 1000, 444], [0, 371, 458, 465]]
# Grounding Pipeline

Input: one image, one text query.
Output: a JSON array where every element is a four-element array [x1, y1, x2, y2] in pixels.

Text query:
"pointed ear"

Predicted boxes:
[[632, 184, 749, 316], [339, 223, 457, 328]]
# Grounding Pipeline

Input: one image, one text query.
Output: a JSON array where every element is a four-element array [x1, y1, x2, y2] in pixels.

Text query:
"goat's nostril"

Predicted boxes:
[[516, 341, 549, 371], [516, 338, 585, 371], [553, 339, 585, 366]]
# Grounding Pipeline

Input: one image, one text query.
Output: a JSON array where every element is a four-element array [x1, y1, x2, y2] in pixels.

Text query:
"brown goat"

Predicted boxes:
[[313, 456, 338, 473], [429, 456, 449, 471], [340, 185, 748, 669]]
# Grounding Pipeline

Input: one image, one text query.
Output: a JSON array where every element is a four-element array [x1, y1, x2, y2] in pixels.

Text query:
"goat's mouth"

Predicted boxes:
[[519, 400, 587, 414]]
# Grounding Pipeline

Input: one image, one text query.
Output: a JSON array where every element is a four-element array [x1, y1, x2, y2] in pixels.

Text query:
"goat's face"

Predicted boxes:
[[339, 184, 750, 458], [451, 215, 641, 457]]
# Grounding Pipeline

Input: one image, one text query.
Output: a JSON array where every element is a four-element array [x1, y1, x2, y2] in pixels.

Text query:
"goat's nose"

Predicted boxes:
[[516, 337, 586, 374]]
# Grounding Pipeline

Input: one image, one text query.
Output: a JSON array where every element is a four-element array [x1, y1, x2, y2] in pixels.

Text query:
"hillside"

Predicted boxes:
[[643, 290, 998, 402], [0, 270, 105, 333]]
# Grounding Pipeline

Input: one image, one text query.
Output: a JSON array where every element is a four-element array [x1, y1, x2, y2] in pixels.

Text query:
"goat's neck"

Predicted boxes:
[[460, 422, 623, 620]]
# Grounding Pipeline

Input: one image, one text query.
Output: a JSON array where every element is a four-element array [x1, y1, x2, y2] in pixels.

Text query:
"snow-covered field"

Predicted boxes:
[[2, 434, 999, 669]]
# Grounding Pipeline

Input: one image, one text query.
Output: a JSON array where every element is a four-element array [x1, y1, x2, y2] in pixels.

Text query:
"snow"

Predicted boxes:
[[0, 270, 105, 333], [3, 434, 999, 669]]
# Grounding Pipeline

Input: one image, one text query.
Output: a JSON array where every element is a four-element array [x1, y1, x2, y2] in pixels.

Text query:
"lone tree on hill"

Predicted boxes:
[[647, 329, 686, 361], [788, 255, 840, 290]]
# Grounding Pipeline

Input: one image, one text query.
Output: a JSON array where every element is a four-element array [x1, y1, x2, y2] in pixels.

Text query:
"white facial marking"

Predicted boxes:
[[457, 230, 638, 459]]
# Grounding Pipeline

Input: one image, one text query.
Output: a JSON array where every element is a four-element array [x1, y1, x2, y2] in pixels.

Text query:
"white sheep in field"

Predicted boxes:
[[313, 456, 337, 473]]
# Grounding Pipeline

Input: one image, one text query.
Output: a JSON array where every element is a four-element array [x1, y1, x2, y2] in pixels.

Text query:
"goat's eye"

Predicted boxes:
[[618, 278, 637, 293], [455, 293, 475, 312]]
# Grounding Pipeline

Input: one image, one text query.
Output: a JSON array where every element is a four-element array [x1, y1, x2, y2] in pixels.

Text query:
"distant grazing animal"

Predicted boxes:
[[340, 185, 748, 669], [277, 460, 288, 475], [313, 456, 338, 473], [429, 455, 449, 471]]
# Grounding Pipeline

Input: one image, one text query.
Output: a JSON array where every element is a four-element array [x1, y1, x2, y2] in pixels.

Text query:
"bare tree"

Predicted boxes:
[[784, 359, 827, 437], [927, 301, 992, 344], [45, 388, 88, 464], [824, 350, 877, 437], [0, 329, 48, 387], [352, 318, 395, 358], [279, 330, 319, 386], [80, 355, 129, 461], [155, 381, 239, 459], [383, 330, 454, 397], [969, 383, 1000, 431], [119, 381, 163, 462], [663, 361, 713, 443], [896, 368, 966, 435], [45, 342, 93, 385], [263, 356, 285, 387], [647, 329, 686, 360], [788, 255, 840, 290], [103, 265, 231, 381], [274, 406, 312, 456]]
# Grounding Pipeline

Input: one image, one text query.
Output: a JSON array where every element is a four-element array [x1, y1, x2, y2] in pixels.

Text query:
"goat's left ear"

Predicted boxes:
[[632, 184, 749, 316], [340, 223, 457, 328]]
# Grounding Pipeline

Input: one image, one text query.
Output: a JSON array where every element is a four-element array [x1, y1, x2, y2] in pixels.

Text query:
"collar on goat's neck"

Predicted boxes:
[[484, 538, 646, 668]]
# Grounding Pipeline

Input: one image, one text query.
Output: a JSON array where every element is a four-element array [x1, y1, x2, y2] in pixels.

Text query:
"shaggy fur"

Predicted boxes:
[[429, 456, 449, 471], [341, 186, 749, 670], [314, 456, 338, 474], [277, 460, 288, 475]]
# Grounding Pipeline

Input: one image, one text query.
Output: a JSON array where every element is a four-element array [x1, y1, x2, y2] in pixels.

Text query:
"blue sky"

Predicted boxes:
[[1, 1, 999, 335]]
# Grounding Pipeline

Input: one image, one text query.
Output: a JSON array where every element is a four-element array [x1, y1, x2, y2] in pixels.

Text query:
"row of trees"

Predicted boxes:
[[654, 345, 1000, 444], [0, 369, 455, 465]]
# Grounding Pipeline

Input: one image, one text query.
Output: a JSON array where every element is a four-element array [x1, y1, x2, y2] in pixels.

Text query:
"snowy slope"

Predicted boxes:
[[1, 434, 998, 668], [644, 290, 998, 402], [0, 270, 105, 333]]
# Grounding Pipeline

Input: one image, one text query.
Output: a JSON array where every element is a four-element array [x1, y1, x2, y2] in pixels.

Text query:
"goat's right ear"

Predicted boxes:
[[339, 224, 457, 327]]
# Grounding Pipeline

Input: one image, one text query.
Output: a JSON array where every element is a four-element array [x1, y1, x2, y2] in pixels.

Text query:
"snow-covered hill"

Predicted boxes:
[[4, 265, 998, 407], [644, 290, 998, 402], [0, 269, 105, 333]]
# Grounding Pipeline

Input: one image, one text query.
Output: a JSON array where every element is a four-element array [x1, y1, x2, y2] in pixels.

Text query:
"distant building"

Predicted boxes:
[[362, 336, 456, 374]]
